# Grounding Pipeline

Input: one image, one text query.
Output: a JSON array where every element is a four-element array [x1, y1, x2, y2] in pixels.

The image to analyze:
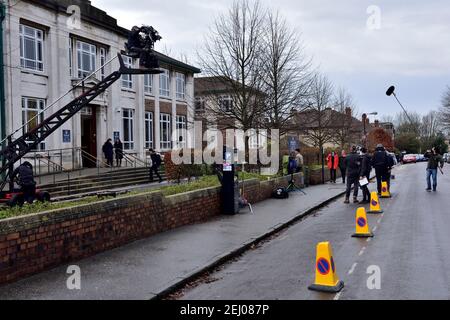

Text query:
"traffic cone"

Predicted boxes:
[[368, 192, 383, 214], [308, 242, 344, 293], [352, 207, 374, 238], [381, 181, 391, 198]]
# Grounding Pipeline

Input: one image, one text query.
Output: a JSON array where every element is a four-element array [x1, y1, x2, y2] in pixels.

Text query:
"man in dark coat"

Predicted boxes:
[[114, 138, 124, 168], [102, 139, 114, 167], [149, 149, 163, 183], [12, 161, 36, 204], [344, 146, 362, 204], [371, 144, 391, 194], [359, 148, 372, 204], [424, 147, 445, 192]]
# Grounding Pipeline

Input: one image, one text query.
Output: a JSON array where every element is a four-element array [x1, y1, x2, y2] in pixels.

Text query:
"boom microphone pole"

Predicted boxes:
[[386, 86, 414, 124]]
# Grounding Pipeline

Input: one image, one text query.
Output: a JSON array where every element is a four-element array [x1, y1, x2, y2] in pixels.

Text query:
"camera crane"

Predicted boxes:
[[0, 26, 162, 198]]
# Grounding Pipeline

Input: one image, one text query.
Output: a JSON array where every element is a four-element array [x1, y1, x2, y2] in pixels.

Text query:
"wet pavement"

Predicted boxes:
[[179, 163, 450, 300], [0, 177, 347, 300]]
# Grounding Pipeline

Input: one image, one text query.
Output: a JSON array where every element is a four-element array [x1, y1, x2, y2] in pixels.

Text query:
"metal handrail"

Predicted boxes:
[[80, 149, 110, 168], [122, 151, 149, 167]]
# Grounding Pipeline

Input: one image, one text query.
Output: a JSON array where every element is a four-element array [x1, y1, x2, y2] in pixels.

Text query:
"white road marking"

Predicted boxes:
[[348, 263, 358, 275], [333, 292, 342, 300], [373, 226, 378, 232], [359, 247, 366, 256], [366, 237, 372, 243]]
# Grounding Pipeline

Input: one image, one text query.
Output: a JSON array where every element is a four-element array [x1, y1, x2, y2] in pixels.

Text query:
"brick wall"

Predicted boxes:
[[0, 174, 301, 285]]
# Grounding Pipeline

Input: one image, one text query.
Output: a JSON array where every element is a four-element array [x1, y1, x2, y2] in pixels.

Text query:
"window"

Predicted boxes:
[[195, 97, 205, 111], [175, 73, 186, 100], [19, 24, 44, 72], [218, 96, 233, 112], [122, 56, 133, 89], [176, 115, 187, 148], [100, 48, 106, 80], [69, 38, 73, 77], [144, 74, 153, 94], [122, 109, 134, 150], [159, 69, 170, 98], [160, 113, 172, 150], [22, 97, 45, 150], [145, 112, 154, 149], [77, 41, 96, 79]]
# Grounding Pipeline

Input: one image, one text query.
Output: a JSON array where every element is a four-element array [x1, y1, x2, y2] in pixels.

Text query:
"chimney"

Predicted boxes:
[[345, 107, 352, 117]]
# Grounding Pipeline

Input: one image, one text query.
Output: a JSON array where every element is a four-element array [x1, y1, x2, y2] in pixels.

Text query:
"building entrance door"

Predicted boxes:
[[81, 106, 97, 168]]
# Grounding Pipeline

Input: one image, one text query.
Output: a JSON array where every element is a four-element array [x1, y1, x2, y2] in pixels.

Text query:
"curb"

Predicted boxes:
[[151, 188, 348, 300]]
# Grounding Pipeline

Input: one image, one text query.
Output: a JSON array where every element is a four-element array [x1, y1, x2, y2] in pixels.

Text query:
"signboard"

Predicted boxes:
[[288, 136, 299, 152], [62, 130, 71, 143]]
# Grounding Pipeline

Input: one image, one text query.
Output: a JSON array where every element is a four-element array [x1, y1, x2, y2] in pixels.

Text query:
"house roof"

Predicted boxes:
[[291, 108, 364, 131], [194, 76, 265, 96], [28, 0, 201, 74]]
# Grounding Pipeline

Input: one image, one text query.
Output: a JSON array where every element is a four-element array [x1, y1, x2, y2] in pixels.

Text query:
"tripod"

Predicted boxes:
[[286, 173, 306, 195]]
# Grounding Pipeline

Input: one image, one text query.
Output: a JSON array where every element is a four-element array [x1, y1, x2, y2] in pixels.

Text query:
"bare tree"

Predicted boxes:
[[421, 110, 441, 138], [394, 111, 422, 136], [300, 73, 335, 151], [332, 87, 358, 149], [260, 11, 312, 135], [197, 0, 267, 135], [440, 86, 450, 131]]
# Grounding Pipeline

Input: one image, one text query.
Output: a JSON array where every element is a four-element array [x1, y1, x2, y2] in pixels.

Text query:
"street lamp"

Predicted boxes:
[[362, 112, 378, 148]]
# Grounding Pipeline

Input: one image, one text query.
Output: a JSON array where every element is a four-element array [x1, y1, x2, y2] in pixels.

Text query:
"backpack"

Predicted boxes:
[[272, 187, 289, 199]]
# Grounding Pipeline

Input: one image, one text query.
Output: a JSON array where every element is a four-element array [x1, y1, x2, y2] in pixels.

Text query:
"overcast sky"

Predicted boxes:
[[91, 0, 450, 119]]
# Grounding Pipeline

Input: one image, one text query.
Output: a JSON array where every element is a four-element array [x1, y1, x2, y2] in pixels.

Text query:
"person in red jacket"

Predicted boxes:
[[327, 151, 339, 183]]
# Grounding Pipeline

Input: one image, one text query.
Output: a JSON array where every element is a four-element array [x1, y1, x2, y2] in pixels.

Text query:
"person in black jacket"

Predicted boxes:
[[149, 149, 163, 183], [102, 139, 114, 167], [344, 146, 362, 204], [12, 161, 36, 204], [371, 144, 391, 194], [359, 148, 372, 204], [114, 138, 124, 168]]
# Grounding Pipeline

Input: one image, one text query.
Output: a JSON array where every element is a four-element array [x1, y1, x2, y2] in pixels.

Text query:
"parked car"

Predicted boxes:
[[403, 154, 417, 164], [416, 154, 427, 162]]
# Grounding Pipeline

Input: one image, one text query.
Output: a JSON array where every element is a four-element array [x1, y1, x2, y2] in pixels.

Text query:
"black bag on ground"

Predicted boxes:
[[272, 187, 289, 199]]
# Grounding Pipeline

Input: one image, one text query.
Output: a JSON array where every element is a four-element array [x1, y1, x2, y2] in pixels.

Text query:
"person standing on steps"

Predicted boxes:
[[339, 150, 347, 184], [424, 147, 444, 192], [344, 146, 362, 204], [327, 151, 339, 183], [102, 139, 114, 167], [114, 138, 124, 168], [149, 148, 163, 183], [359, 147, 372, 204]]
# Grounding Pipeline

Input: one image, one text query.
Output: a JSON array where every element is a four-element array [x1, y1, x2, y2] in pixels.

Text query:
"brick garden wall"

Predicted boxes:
[[0, 174, 302, 285]]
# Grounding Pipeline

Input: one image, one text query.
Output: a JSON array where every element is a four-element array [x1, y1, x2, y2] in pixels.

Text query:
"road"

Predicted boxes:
[[179, 162, 450, 300]]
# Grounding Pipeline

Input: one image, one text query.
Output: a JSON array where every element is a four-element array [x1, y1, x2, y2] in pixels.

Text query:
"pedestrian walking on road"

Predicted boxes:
[[339, 150, 347, 184], [424, 147, 445, 192], [102, 139, 114, 167], [344, 146, 362, 204], [371, 144, 391, 195], [149, 148, 163, 183], [327, 151, 339, 183], [359, 147, 372, 204], [114, 138, 124, 168]]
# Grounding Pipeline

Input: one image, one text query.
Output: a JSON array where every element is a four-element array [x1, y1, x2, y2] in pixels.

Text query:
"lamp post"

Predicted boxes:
[[362, 112, 378, 148]]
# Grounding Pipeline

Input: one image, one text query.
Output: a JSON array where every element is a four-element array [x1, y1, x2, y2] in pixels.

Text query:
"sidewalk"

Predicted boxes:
[[0, 180, 348, 300]]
